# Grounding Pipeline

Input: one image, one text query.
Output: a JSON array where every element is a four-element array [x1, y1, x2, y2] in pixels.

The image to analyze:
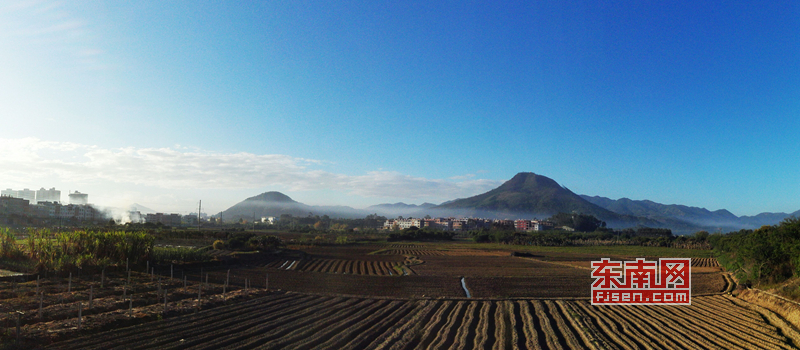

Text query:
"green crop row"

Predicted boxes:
[[152, 246, 211, 264], [0, 228, 155, 273]]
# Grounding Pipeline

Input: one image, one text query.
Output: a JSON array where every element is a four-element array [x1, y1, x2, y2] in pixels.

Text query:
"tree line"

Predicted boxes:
[[387, 226, 454, 242], [710, 217, 800, 286]]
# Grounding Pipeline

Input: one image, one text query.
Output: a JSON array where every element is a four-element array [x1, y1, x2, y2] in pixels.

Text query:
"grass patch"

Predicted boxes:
[[152, 246, 211, 264]]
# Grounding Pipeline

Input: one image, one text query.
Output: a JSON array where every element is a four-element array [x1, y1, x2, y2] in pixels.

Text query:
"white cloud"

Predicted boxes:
[[0, 0, 107, 71], [0, 138, 502, 200]]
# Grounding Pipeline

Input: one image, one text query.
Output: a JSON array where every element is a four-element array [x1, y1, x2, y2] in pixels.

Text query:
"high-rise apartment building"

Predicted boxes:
[[36, 187, 61, 203], [69, 191, 89, 205]]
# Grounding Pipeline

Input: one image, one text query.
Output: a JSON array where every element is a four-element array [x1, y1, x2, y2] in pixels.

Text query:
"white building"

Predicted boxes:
[[1, 188, 38, 203], [396, 218, 422, 229], [69, 191, 89, 205], [17, 188, 36, 203], [36, 187, 61, 203]]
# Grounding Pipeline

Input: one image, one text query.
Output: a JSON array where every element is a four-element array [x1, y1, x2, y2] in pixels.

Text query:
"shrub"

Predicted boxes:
[[0, 228, 23, 259], [226, 232, 255, 250], [248, 237, 261, 250], [212, 240, 225, 250]]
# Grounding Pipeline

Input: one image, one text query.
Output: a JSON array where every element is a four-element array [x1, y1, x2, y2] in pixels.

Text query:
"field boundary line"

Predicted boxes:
[[735, 289, 800, 337], [275, 289, 592, 301], [514, 256, 593, 270], [727, 293, 800, 348]]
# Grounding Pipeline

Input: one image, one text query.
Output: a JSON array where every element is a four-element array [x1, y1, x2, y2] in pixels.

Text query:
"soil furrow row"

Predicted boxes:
[[555, 300, 602, 350], [451, 301, 480, 350], [571, 301, 634, 350], [413, 300, 458, 349], [621, 305, 720, 350], [275, 299, 389, 350], [658, 302, 790, 350], [491, 301, 509, 350], [309, 300, 404, 349], [591, 304, 660, 350], [532, 300, 563, 350], [429, 300, 467, 350], [137, 295, 342, 350], [378, 300, 440, 350], [517, 301, 543, 350], [681, 300, 790, 347], [472, 301, 493, 349], [627, 304, 721, 350], [343, 301, 417, 350], [52, 293, 306, 350], [208, 298, 373, 350], [152, 296, 353, 350]]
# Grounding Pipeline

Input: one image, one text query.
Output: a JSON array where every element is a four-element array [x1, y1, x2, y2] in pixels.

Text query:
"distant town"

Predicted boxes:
[[383, 217, 557, 232], [0, 187, 213, 227], [1, 187, 564, 232]]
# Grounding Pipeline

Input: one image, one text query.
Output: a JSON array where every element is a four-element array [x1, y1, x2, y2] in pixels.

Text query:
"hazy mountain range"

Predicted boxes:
[[128, 203, 157, 214], [216, 172, 798, 234], [580, 195, 800, 232], [365, 202, 438, 217]]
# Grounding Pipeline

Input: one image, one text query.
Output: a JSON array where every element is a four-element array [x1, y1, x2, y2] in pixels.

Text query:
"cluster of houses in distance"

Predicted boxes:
[[1, 188, 103, 225], [0, 187, 210, 227], [126, 211, 213, 226], [383, 217, 557, 232]]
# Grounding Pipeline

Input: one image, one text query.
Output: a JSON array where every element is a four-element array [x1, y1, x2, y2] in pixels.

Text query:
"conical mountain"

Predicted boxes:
[[218, 191, 370, 221], [245, 191, 297, 203], [435, 172, 617, 219], [219, 191, 311, 221]]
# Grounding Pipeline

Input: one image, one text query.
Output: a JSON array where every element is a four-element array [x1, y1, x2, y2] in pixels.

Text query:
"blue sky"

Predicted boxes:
[[1, 1, 798, 216]]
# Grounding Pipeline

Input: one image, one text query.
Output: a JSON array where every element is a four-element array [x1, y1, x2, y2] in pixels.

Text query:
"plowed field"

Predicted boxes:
[[0, 270, 265, 347], [46, 293, 799, 350], [692, 257, 722, 267], [378, 249, 509, 256], [2, 244, 742, 349], [264, 257, 408, 276]]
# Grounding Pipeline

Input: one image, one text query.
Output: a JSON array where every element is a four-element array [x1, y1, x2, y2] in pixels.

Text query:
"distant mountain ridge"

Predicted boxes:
[[581, 195, 800, 231], [368, 202, 437, 210], [218, 173, 798, 234], [366, 202, 437, 217], [129, 203, 156, 214], [434, 172, 616, 219], [429, 172, 692, 230]]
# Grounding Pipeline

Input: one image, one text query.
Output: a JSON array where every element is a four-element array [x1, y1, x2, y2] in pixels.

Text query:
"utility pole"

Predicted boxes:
[[197, 200, 201, 231]]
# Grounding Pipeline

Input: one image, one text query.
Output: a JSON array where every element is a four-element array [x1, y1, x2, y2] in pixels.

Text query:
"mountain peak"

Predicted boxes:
[[496, 172, 563, 192], [245, 191, 297, 203], [436, 172, 614, 219]]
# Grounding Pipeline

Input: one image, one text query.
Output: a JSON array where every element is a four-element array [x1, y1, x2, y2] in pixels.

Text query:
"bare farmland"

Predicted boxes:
[[45, 293, 799, 350]]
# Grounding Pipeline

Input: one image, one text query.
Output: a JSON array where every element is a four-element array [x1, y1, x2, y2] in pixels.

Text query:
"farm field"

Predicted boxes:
[[223, 243, 731, 298], [0, 269, 267, 348], [45, 292, 800, 350], [0, 241, 760, 348]]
